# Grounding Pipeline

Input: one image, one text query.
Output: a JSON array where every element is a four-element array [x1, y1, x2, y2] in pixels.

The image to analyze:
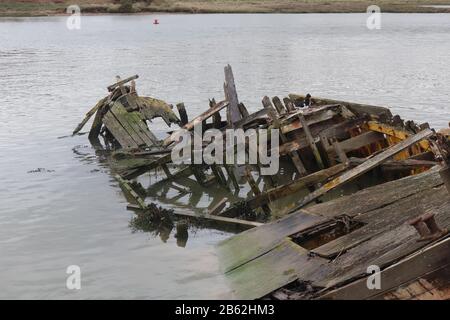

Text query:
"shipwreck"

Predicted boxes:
[[73, 65, 450, 300]]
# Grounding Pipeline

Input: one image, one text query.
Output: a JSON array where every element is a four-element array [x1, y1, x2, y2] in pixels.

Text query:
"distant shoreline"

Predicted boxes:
[[1, 1, 450, 18]]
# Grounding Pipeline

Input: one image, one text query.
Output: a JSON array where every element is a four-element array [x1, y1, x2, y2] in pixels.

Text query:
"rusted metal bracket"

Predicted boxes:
[[408, 212, 448, 242]]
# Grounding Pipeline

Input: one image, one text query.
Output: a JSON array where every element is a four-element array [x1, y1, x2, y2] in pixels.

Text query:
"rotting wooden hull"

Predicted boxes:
[[74, 66, 450, 298]]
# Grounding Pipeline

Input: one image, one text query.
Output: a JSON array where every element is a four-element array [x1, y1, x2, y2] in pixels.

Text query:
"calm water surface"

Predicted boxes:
[[0, 13, 449, 299]]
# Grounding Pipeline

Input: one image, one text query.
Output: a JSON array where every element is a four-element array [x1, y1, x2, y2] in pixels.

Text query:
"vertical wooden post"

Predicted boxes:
[[332, 139, 349, 165], [211, 164, 228, 188], [225, 165, 240, 191], [283, 97, 296, 112], [298, 114, 325, 169], [161, 163, 172, 178], [262, 96, 307, 176], [209, 99, 222, 129], [272, 96, 286, 115], [176, 103, 188, 126], [245, 167, 271, 215], [191, 165, 207, 186]]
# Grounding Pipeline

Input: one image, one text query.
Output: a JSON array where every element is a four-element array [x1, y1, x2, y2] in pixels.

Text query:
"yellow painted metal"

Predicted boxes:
[[366, 121, 431, 175], [366, 121, 430, 151]]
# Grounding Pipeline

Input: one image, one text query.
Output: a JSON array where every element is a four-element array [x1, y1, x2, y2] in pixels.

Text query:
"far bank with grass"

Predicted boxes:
[[1, 0, 450, 17]]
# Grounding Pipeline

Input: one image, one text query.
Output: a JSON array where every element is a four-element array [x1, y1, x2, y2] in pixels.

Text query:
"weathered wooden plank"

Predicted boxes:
[[217, 211, 327, 273], [208, 198, 228, 215], [125, 109, 158, 145], [304, 166, 442, 219], [338, 131, 385, 153], [107, 74, 138, 92], [219, 164, 347, 218], [272, 96, 286, 114], [73, 97, 106, 135], [288, 94, 392, 119], [127, 204, 262, 232], [109, 102, 148, 146], [223, 239, 322, 299], [319, 116, 370, 147], [367, 121, 430, 151], [311, 185, 447, 259], [176, 103, 188, 126], [280, 108, 339, 135], [263, 96, 307, 176], [319, 237, 450, 300], [298, 113, 324, 169], [102, 110, 139, 149], [332, 139, 349, 164], [232, 108, 268, 129], [111, 102, 157, 146], [349, 157, 437, 170], [163, 100, 229, 146], [291, 129, 434, 210]]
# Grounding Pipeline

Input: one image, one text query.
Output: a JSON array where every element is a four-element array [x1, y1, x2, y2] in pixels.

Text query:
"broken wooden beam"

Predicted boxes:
[[290, 128, 434, 210], [337, 131, 385, 153], [208, 198, 228, 215], [163, 100, 229, 146], [73, 97, 106, 135], [219, 163, 348, 218], [107, 74, 139, 92], [127, 204, 263, 232]]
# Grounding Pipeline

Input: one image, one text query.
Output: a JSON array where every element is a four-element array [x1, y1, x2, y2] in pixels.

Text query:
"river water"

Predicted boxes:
[[0, 13, 449, 299]]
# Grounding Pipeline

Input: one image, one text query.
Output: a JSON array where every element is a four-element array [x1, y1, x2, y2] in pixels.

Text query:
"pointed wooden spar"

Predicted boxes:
[[224, 64, 242, 126], [73, 97, 107, 135], [290, 128, 434, 211], [163, 100, 229, 147]]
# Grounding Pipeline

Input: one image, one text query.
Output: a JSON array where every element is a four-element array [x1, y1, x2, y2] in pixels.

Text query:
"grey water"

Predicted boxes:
[[0, 13, 449, 299]]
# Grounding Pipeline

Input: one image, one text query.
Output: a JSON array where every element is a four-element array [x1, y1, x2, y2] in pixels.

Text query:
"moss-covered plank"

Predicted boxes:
[[110, 102, 148, 146], [224, 239, 326, 299], [102, 110, 139, 149], [217, 211, 326, 273]]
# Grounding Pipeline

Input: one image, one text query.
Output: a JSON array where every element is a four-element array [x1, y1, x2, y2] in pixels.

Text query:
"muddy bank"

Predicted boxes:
[[2, 0, 450, 17]]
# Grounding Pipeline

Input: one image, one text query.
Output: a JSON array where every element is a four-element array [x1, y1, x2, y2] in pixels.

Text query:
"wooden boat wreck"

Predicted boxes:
[[74, 65, 450, 299]]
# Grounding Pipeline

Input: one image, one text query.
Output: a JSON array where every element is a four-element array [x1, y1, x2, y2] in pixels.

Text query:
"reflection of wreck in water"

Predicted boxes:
[[74, 66, 450, 299]]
